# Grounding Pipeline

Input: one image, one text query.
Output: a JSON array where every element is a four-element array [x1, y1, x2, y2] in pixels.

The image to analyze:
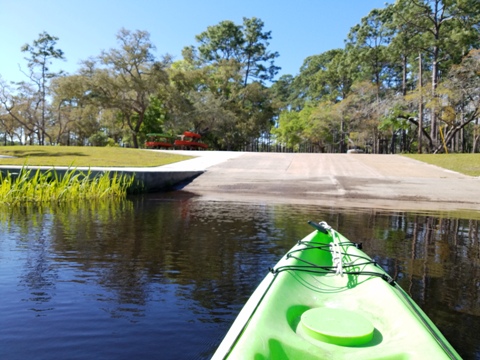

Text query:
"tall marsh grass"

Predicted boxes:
[[0, 167, 134, 205]]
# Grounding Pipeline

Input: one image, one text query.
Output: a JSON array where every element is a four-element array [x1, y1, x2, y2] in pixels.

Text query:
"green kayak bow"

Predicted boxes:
[[213, 221, 460, 360]]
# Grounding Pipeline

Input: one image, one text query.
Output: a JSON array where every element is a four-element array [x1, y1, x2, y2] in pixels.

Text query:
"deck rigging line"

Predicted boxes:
[[271, 240, 396, 285]]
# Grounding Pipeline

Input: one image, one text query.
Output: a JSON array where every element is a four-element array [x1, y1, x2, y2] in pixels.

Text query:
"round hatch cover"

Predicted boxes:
[[301, 307, 374, 346]]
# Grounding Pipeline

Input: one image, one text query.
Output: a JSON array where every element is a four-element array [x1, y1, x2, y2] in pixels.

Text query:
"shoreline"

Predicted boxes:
[[2, 150, 479, 214]]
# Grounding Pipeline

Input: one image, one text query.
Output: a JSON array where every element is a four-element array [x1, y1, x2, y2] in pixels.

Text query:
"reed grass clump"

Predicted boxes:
[[0, 167, 134, 205]]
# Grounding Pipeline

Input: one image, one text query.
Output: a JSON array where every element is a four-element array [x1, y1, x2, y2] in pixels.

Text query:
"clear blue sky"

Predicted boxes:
[[0, 0, 389, 84]]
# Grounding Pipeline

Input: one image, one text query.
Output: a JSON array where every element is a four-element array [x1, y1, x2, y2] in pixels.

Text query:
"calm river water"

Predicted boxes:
[[0, 192, 479, 359]]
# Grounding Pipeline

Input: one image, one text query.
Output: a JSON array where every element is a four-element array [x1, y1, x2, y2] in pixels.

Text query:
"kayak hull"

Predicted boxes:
[[213, 222, 460, 360]]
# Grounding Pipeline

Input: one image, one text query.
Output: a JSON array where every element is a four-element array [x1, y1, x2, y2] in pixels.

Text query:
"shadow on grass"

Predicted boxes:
[[8, 151, 88, 158]]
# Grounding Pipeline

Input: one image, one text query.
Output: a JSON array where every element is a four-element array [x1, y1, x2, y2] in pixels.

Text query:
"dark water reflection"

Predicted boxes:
[[0, 193, 479, 359]]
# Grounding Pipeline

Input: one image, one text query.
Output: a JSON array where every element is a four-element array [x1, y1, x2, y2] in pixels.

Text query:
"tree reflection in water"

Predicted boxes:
[[0, 197, 479, 359]]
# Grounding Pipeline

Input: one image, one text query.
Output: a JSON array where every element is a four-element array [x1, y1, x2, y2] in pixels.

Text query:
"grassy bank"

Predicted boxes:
[[0, 146, 191, 167], [0, 167, 134, 205], [404, 154, 480, 176]]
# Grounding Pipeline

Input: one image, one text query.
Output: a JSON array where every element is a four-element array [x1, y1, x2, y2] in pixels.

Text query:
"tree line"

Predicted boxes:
[[1, 0, 480, 153]]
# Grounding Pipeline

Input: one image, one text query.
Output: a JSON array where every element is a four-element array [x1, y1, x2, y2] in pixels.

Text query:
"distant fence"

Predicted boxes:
[[239, 136, 337, 153], [240, 141, 320, 153]]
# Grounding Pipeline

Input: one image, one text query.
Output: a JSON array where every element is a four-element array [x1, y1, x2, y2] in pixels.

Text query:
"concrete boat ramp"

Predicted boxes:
[[162, 151, 480, 212]]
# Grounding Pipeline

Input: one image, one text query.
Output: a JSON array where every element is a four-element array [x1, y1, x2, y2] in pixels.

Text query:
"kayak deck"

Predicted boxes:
[[213, 221, 460, 360]]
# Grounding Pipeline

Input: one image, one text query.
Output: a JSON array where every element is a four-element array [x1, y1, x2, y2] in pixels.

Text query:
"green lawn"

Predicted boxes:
[[0, 146, 192, 167], [403, 153, 480, 176]]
